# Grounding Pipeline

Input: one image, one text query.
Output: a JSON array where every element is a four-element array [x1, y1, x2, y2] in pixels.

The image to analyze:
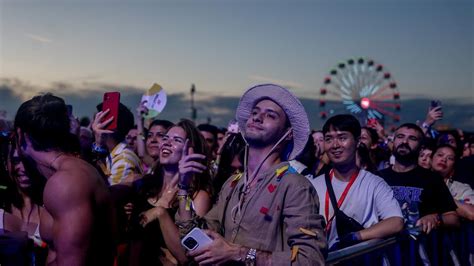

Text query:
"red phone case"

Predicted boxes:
[[102, 92, 120, 130]]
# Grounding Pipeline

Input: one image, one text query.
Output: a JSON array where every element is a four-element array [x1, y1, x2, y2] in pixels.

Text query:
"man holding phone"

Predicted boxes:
[[176, 84, 327, 265], [92, 93, 142, 185]]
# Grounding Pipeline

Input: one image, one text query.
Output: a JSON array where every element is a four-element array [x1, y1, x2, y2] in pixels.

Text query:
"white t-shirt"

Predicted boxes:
[[310, 169, 402, 248], [446, 179, 474, 204]]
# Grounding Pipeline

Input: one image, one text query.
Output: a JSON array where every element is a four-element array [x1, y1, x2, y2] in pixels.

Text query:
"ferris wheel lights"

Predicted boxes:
[[361, 98, 370, 109], [319, 57, 401, 129]]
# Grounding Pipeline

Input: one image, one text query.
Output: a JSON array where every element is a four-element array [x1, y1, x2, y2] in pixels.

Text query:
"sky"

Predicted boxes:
[[0, 0, 473, 130]]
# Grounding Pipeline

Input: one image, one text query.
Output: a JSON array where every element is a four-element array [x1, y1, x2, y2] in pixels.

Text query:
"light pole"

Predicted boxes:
[[190, 84, 196, 122]]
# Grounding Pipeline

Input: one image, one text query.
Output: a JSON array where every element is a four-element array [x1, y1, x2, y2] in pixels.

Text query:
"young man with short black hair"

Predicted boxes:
[[311, 114, 403, 250]]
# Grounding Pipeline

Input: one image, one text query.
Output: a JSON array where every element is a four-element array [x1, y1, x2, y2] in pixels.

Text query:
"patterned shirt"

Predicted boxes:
[[177, 162, 327, 265], [101, 142, 143, 185]]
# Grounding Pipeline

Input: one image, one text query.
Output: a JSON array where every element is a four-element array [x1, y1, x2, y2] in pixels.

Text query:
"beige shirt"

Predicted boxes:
[[178, 162, 327, 265]]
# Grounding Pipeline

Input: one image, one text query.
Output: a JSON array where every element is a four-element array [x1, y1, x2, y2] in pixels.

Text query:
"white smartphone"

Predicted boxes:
[[181, 227, 213, 251]]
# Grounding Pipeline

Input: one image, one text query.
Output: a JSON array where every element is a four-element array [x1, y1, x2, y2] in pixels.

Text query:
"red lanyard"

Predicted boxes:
[[324, 169, 359, 232]]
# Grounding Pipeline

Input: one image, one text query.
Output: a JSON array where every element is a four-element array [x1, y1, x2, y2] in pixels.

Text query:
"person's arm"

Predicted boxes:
[[363, 177, 404, 240], [416, 211, 459, 234], [177, 140, 207, 220], [150, 206, 188, 264], [189, 230, 273, 265], [155, 190, 212, 264], [91, 110, 114, 149], [455, 201, 474, 221], [359, 217, 404, 241], [44, 174, 93, 266], [440, 211, 460, 227], [135, 103, 148, 158], [451, 182, 474, 221], [421, 106, 442, 137], [191, 190, 212, 217], [189, 180, 327, 265]]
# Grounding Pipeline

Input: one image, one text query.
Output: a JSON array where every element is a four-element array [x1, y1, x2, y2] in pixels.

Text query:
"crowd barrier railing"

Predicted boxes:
[[327, 221, 474, 266]]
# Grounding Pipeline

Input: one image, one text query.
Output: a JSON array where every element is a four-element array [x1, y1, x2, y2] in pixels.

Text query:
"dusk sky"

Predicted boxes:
[[0, 0, 472, 129]]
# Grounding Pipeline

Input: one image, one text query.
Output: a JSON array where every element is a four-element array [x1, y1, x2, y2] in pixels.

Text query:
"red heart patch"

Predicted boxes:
[[267, 184, 277, 193], [260, 207, 269, 214]]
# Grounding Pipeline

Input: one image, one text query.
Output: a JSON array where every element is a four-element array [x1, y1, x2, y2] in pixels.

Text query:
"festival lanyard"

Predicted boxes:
[[324, 169, 359, 232]]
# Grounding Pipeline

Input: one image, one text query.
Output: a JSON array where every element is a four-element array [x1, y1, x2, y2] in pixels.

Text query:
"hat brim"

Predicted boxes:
[[236, 84, 310, 160]]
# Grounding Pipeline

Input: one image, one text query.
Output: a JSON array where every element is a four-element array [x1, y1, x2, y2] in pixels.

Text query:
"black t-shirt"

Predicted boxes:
[[378, 166, 457, 220]]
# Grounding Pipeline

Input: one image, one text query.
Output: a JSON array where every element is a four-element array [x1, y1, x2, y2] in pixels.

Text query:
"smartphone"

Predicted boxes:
[[102, 92, 120, 130], [431, 100, 442, 109], [181, 227, 213, 251]]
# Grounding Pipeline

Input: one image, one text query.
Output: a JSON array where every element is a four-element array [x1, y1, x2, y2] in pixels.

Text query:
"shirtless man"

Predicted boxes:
[[14, 94, 116, 266]]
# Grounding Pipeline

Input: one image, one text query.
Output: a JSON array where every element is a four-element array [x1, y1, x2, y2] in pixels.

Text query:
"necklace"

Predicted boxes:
[[49, 152, 65, 169]]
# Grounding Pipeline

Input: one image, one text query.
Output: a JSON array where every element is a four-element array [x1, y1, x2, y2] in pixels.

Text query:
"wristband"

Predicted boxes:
[[422, 122, 431, 129]]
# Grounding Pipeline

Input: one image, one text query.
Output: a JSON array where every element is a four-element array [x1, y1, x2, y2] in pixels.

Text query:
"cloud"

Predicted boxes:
[[25, 33, 53, 44], [248, 75, 305, 90], [1, 77, 473, 132]]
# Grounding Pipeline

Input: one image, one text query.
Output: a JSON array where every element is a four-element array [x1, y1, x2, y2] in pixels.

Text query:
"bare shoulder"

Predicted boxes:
[[43, 156, 103, 215]]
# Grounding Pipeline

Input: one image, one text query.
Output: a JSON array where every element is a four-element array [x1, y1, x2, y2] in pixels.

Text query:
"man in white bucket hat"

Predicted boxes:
[[176, 84, 327, 265]]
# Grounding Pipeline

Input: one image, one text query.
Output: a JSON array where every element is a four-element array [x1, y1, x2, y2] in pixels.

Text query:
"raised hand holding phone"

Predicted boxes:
[[102, 92, 120, 130], [91, 109, 115, 146], [178, 139, 207, 189], [425, 100, 443, 127]]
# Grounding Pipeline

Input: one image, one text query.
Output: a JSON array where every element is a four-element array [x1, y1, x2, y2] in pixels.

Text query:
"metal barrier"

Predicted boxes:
[[2, 222, 474, 265], [327, 221, 474, 265]]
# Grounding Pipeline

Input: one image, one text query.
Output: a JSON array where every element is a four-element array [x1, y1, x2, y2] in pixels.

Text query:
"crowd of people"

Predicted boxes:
[[0, 83, 473, 265]]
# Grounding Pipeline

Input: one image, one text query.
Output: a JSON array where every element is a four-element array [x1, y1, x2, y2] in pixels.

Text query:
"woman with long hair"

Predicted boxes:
[[135, 102, 174, 173], [127, 119, 212, 265], [3, 137, 48, 264], [431, 144, 474, 220]]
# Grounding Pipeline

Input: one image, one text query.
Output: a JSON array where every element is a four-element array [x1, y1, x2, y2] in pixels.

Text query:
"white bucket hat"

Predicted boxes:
[[236, 84, 310, 160]]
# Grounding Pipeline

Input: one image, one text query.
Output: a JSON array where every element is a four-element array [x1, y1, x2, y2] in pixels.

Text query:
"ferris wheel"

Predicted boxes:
[[319, 57, 401, 131]]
